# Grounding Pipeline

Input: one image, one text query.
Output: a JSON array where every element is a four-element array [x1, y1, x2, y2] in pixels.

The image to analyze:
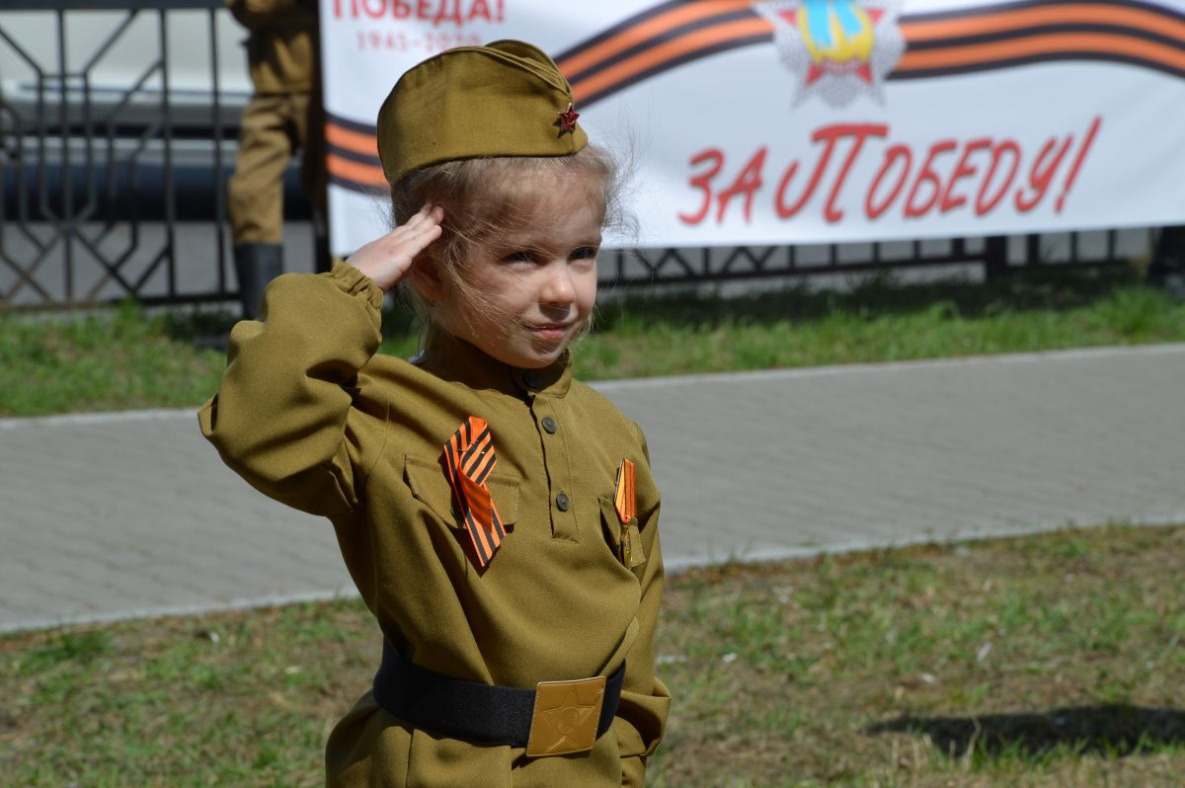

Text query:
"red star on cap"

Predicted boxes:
[[556, 103, 580, 135]]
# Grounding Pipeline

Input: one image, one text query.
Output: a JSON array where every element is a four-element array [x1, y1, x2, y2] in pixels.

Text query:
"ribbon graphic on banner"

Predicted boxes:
[[444, 416, 506, 567]]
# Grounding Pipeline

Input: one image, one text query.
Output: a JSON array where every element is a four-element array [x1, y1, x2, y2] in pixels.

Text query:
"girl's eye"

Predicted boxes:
[[504, 250, 536, 263], [572, 246, 599, 260]]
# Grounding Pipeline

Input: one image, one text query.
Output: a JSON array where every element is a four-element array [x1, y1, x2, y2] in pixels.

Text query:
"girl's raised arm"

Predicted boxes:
[[198, 207, 439, 516]]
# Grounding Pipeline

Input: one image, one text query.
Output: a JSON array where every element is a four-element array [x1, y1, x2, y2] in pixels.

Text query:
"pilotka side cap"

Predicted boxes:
[[376, 39, 588, 188]]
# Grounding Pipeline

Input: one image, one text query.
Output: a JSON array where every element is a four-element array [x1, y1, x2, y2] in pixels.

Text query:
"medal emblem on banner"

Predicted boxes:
[[753, 0, 905, 108]]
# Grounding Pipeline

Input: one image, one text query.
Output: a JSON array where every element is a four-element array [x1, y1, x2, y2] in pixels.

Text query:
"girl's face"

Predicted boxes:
[[426, 187, 602, 369]]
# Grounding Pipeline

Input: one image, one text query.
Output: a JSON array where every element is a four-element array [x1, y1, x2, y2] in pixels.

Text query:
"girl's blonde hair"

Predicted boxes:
[[390, 144, 624, 328]]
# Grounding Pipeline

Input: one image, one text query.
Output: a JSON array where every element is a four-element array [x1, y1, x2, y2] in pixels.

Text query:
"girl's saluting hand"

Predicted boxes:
[[348, 204, 444, 293]]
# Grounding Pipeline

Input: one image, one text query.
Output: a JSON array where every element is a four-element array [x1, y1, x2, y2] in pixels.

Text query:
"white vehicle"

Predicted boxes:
[[1, 3, 253, 169]]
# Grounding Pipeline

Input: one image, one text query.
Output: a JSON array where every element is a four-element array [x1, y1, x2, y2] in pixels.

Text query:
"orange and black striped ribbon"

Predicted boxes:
[[614, 458, 636, 525], [614, 458, 636, 566], [444, 416, 506, 567]]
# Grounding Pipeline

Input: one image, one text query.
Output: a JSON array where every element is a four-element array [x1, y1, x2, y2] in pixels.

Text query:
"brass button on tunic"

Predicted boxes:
[[199, 265, 669, 787]]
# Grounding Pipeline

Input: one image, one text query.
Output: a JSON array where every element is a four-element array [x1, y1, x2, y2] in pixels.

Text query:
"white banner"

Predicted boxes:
[[320, 0, 1185, 254]]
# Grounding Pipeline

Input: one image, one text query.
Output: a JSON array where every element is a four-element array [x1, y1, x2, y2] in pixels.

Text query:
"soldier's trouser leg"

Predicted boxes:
[[233, 243, 283, 320], [229, 95, 297, 315], [229, 95, 295, 245]]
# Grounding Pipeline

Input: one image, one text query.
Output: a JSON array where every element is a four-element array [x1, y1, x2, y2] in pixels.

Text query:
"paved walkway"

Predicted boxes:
[[2, 343, 1183, 634]]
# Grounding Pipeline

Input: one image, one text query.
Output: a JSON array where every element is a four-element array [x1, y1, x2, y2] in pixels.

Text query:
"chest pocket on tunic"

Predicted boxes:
[[599, 496, 647, 571], [403, 455, 520, 533]]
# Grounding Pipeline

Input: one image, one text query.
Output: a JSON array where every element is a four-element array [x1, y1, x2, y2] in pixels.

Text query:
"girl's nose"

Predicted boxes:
[[540, 264, 577, 305]]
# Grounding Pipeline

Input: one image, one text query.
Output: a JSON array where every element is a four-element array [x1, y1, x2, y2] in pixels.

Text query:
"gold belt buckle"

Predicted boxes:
[[525, 675, 607, 758]]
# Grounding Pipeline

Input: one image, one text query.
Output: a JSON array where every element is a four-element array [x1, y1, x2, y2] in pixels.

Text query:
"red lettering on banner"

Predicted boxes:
[[679, 116, 1103, 227], [355, 30, 482, 52], [333, 0, 504, 23], [469, 0, 493, 21], [775, 125, 846, 218], [715, 148, 767, 223], [678, 149, 725, 225], [772, 161, 804, 219], [433, 0, 464, 25], [904, 139, 956, 218], [823, 124, 888, 222], [866, 145, 911, 220], [975, 141, 1020, 215], [940, 138, 991, 213], [1015, 136, 1073, 213], [1056, 116, 1102, 213]]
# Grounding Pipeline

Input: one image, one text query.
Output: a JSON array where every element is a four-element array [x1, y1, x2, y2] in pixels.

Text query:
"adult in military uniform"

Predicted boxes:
[[226, 0, 327, 319]]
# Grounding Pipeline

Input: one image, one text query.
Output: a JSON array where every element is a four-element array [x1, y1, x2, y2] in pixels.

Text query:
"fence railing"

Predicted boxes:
[[1, 1, 1148, 312], [0, 0, 242, 310], [608, 231, 1149, 290]]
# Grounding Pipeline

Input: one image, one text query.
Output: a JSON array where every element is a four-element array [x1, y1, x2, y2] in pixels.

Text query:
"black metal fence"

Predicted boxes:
[[0, 0, 240, 310], [0, 1, 1149, 311], [606, 232, 1147, 290]]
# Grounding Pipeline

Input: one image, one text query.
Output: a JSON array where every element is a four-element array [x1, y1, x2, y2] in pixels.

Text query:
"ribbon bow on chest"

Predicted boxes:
[[443, 416, 506, 567]]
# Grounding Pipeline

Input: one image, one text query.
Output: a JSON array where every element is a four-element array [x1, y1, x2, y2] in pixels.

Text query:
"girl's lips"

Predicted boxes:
[[527, 322, 572, 340]]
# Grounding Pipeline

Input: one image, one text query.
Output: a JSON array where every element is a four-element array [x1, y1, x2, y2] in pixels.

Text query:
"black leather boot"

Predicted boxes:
[[233, 243, 284, 319]]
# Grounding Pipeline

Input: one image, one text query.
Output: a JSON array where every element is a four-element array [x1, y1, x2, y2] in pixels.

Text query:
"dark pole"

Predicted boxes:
[[984, 235, 1008, 281]]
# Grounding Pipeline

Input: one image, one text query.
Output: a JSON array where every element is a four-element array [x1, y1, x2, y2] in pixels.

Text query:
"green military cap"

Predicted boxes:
[[377, 39, 588, 188]]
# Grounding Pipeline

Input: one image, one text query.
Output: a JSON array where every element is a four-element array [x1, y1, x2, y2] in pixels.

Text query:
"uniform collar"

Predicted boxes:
[[414, 327, 573, 398]]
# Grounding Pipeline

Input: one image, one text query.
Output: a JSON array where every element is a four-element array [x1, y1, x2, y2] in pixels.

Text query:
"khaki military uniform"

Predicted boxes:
[[199, 265, 670, 786], [226, 0, 326, 244]]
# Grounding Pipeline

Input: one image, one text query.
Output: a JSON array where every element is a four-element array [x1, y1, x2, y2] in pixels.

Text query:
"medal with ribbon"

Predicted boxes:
[[613, 458, 636, 566]]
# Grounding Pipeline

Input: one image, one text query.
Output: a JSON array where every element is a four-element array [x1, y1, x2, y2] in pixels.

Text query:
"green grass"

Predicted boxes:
[[575, 269, 1185, 379], [2, 267, 1183, 417], [0, 301, 225, 416], [3, 524, 1183, 786]]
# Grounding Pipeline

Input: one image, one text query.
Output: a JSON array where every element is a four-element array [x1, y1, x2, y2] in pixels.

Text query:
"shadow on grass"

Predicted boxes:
[[596, 265, 1146, 330], [867, 705, 1185, 760], [159, 307, 239, 351]]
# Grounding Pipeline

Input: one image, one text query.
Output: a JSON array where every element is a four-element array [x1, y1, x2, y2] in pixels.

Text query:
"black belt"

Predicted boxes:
[[372, 642, 625, 755]]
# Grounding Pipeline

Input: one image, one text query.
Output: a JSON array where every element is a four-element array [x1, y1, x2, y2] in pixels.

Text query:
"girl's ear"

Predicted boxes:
[[409, 254, 446, 302]]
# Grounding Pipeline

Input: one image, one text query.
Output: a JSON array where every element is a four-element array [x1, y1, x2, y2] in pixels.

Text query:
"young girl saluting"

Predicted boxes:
[[200, 40, 669, 786]]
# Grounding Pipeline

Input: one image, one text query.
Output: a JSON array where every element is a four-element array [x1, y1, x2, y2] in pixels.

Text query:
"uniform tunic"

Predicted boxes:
[[199, 265, 670, 786], [226, 0, 317, 94]]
